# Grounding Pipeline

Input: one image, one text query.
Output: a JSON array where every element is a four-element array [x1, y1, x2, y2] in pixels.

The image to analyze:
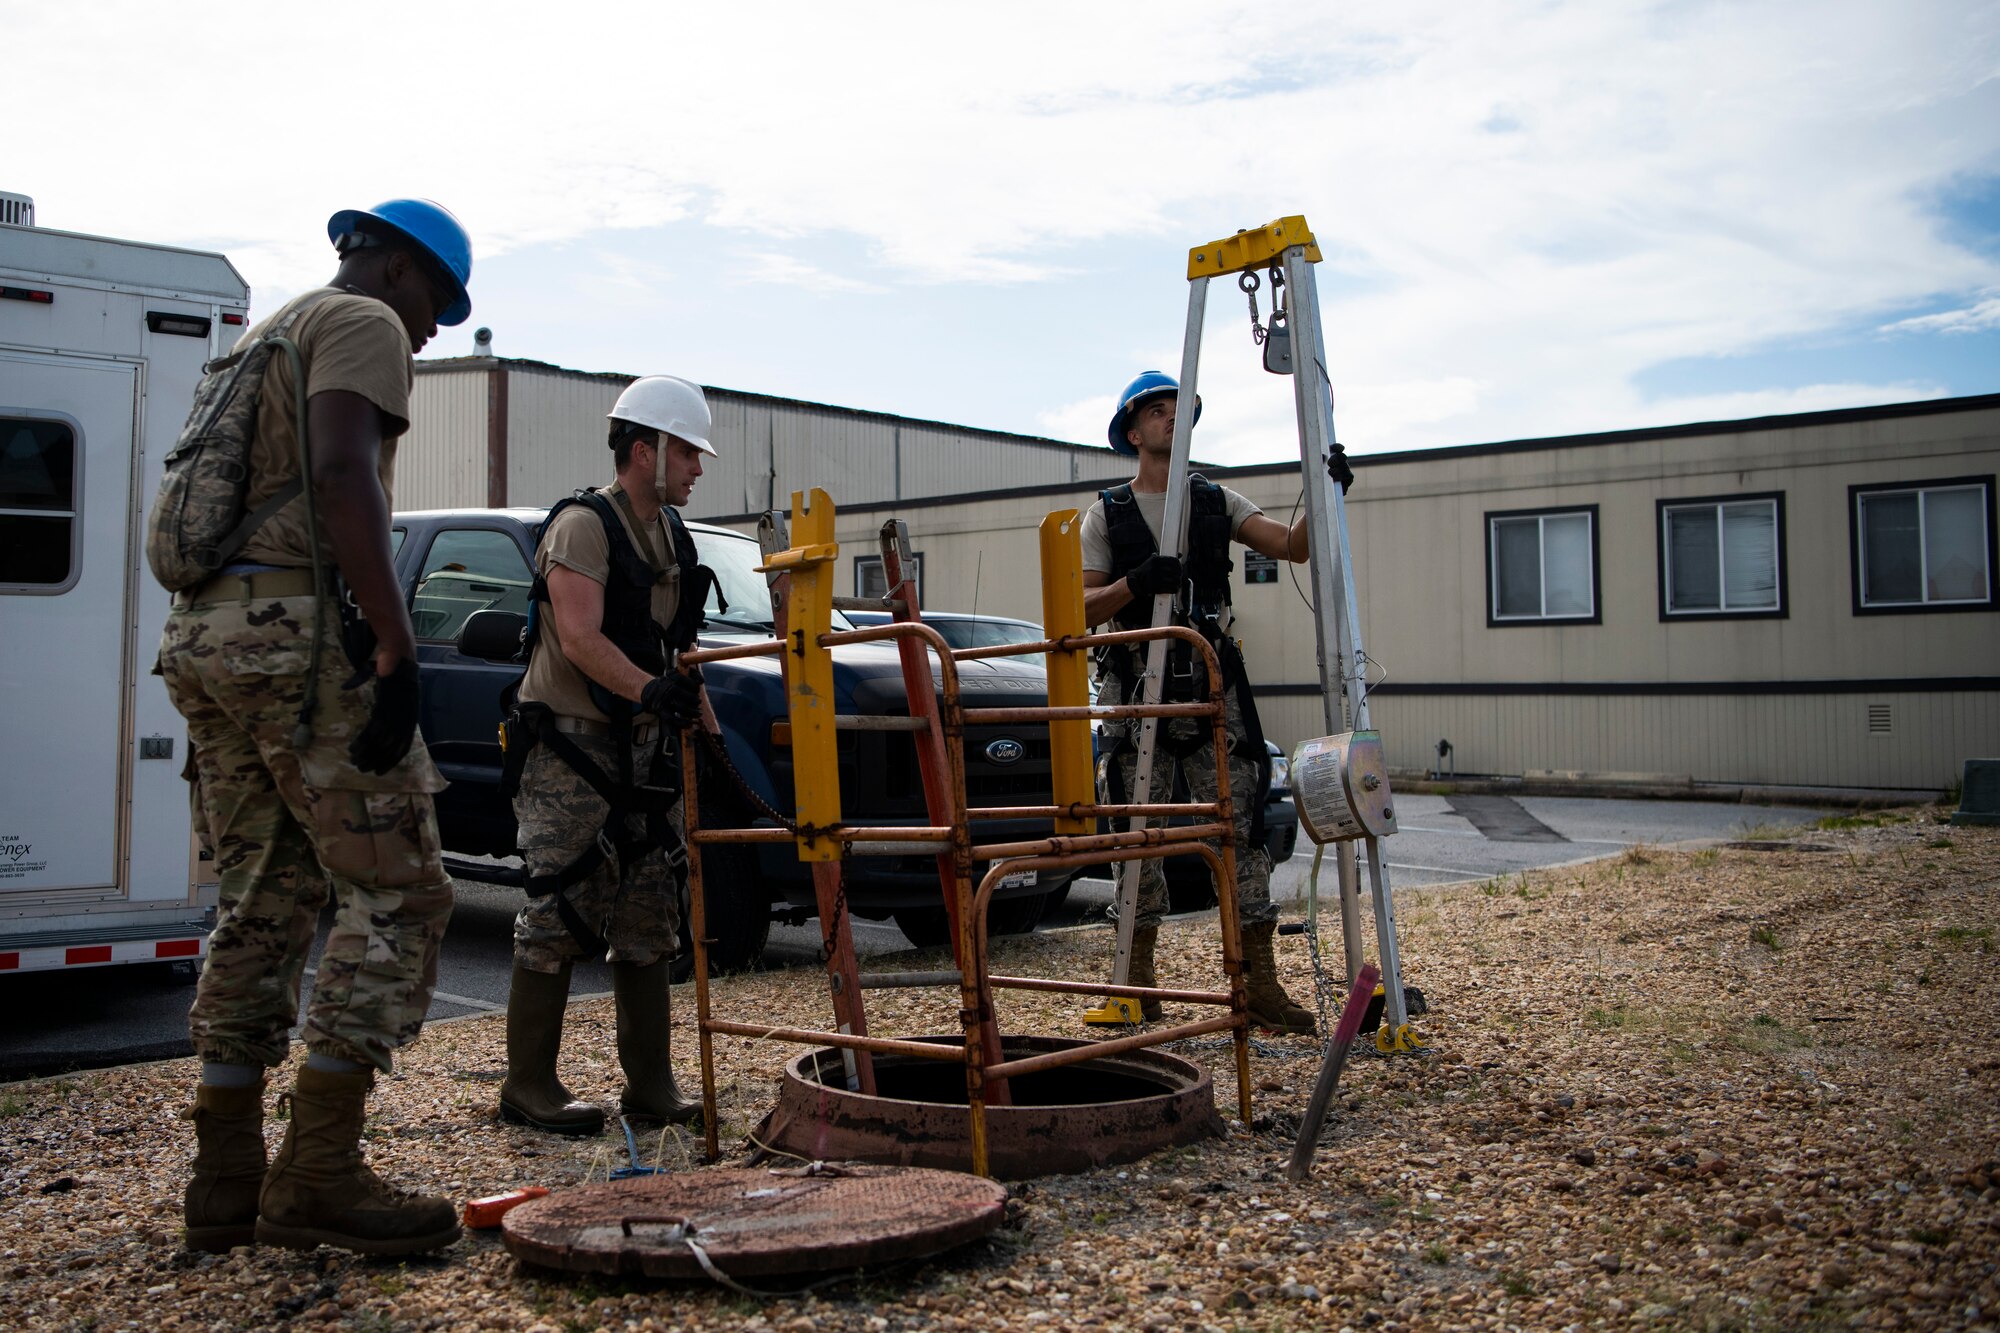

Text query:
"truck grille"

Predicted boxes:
[[842, 719, 1053, 816]]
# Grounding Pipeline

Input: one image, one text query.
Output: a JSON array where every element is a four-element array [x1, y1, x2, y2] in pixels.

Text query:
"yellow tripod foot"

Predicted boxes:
[[1375, 1023, 1425, 1054], [1084, 998, 1144, 1026]]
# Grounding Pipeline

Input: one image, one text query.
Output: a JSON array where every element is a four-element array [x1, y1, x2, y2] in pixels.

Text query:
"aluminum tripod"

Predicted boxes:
[[1103, 216, 1416, 1048]]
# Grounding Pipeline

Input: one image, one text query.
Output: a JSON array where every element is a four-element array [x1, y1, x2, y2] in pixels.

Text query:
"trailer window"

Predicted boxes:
[[0, 416, 78, 591]]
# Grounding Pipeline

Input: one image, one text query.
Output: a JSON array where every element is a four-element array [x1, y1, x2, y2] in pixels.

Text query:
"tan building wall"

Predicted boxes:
[[717, 397, 1999, 792]]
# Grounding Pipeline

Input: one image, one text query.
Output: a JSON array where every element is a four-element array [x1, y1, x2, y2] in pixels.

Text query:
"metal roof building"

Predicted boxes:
[[397, 355, 1122, 518]]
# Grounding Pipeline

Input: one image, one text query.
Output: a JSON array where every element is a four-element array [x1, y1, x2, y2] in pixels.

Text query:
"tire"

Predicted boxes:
[[893, 892, 1049, 949], [692, 840, 771, 974]]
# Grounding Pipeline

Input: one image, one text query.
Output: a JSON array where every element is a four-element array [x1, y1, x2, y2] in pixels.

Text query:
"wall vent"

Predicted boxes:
[[0, 192, 35, 227], [1866, 703, 1892, 735]]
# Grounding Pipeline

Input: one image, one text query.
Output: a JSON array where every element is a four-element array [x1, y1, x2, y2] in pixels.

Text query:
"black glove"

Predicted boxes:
[[641, 667, 705, 729], [1125, 553, 1184, 598], [346, 656, 421, 775], [1327, 444, 1356, 491]]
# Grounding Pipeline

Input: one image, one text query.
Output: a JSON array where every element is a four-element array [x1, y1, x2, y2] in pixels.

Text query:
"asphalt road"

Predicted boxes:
[[0, 794, 1829, 1081]]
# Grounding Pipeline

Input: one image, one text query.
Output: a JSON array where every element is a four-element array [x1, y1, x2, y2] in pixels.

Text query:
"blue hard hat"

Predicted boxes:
[[1107, 370, 1202, 455], [327, 198, 474, 326]]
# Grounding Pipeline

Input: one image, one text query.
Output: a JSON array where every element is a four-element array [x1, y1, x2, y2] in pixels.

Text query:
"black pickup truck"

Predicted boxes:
[[391, 507, 1076, 970]]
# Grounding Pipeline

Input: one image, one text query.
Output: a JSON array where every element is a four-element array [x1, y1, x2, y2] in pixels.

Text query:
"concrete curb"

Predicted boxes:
[[1387, 772, 1947, 809]]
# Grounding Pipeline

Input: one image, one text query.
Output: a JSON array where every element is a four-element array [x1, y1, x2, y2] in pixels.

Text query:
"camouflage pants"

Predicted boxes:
[[512, 730, 685, 973], [1098, 678, 1274, 931], [159, 591, 453, 1074]]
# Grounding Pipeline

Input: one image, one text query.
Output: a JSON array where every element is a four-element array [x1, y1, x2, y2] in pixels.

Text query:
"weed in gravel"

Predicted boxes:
[[1692, 848, 1718, 866], [1937, 925, 1993, 948], [1750, 923, 1781, 951], [1622, 843, 1658, 866], [1726, 1014, 1813, 1057], [1816, 811, 1906, 830], [1424, 1242, 1450, 1264], [1735, 821, 1794, 841], [1499, 1271, 1534, 1297], [1479, 879, 1503, 897], [0, 1097, 24, 1118], [1929, 837, 1956, 849]]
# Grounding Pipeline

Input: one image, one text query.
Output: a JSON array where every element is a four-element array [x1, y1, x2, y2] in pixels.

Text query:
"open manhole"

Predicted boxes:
[[754, 1034, 1222, 1180], [501, 1165, 1006, 1279], [1723, 840, 1837, 853]]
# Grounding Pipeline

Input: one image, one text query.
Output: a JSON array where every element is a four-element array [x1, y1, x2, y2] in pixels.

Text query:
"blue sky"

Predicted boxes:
[[8, 0, 1998, 464]]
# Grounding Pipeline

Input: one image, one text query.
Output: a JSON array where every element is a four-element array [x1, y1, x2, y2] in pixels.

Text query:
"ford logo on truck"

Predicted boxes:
[[984, 738, 1026, 766]]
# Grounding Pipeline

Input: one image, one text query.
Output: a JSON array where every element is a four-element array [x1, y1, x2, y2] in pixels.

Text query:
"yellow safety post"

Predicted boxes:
[[759, 488, 841, 861], [1186, 214, 1322, 280], [1038, 510, 1092, 838]]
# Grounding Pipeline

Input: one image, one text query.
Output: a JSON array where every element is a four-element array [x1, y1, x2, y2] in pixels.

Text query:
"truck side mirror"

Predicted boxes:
[[459, 609, 528, 662]]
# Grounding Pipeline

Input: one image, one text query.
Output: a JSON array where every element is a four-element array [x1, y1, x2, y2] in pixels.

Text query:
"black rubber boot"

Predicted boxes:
[[612, 958, 701, 1124], [499, 962, 606, 1136]]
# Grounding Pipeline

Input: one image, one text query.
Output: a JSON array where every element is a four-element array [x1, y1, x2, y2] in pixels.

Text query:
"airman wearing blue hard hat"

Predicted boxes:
[[1080, 367, 1331, 1037], [158, 198, 477, 1260]]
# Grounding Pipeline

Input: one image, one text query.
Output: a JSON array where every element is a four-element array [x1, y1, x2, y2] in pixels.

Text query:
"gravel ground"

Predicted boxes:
[[2, 810, 1995, 1332]]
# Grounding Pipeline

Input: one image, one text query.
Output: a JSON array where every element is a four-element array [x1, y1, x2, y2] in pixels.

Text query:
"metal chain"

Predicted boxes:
[[1299, 845, 1344, 1034], [1241, 270, 1266, 345], [818, 863, 850, 964], [694, 724, 797, 833]]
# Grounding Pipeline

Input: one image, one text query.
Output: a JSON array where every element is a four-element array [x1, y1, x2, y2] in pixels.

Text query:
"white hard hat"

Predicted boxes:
[[609, 375, 715, 456]]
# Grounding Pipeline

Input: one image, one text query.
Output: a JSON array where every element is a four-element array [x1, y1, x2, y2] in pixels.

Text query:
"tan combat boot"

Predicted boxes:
[[1127, 924, 1164, 1022], [1241, 920, 1317, 1036], [256, 1066, 460, 1255], [183, 1080, 266, 1252], [612, 959, 700, 1124], [499, 963, 606, 1136]]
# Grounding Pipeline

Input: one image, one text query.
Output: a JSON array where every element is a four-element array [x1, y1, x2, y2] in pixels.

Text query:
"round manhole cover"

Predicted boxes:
[[501, 1165, 1007, 1279]]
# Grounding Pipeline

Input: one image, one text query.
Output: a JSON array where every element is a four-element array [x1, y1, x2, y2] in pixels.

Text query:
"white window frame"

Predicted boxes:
[[1485, 505, 1600, 626], [853, 552, 921, 605], [1658, 493, 1785, 619], [0, 411, 84, 596], [1851, 477, 1996, 613]]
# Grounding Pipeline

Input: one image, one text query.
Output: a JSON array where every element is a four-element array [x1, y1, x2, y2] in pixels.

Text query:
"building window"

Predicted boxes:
[[1850, 477, 1996, 614], [0, 415, 79, 592], [854, 552, 921, 604], [1658, 493, 1785, 618], [1486, 506, 1599, 625], [410, 528, 534, 641]]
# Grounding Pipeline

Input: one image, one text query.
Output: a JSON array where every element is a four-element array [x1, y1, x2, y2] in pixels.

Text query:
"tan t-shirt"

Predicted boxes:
[[238, 288, 414, 568], [519, 485, 685, 722], [1078, 482, 1261, 577]]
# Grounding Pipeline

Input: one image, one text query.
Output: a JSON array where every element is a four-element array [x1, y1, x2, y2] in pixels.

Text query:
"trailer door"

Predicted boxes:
[[0, 352, 139, 895]]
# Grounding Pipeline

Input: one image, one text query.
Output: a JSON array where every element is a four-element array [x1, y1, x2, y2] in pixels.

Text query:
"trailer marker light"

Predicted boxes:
[[1, 286, 54, 304], [66, 946, 113, 965], [771, 720, 792, 747], [0, 953, 17, 971], [156, 939, 201, 959], [221, 312, 246, 325], [147, 311, 213, 338]]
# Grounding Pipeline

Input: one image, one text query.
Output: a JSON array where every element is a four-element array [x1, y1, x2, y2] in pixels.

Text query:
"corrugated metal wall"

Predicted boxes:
[[410, 360, 1111, 518], [396, 367, 488, 511]]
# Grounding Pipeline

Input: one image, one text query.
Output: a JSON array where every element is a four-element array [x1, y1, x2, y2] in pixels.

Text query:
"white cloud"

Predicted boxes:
[[1880, 293, 2000, 335], [730, 252, 883, 296]]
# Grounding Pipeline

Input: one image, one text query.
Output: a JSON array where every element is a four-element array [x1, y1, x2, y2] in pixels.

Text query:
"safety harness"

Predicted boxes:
[[1096, 476, 1272, 839], [500, 487, 719, 953]]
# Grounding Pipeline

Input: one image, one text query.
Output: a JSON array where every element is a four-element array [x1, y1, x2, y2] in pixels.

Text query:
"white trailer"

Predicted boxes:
[[0, 193, 248, 976]]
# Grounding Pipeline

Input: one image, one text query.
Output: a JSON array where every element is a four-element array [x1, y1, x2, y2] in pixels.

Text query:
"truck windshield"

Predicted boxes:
[[694, 527, 852, 632]]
